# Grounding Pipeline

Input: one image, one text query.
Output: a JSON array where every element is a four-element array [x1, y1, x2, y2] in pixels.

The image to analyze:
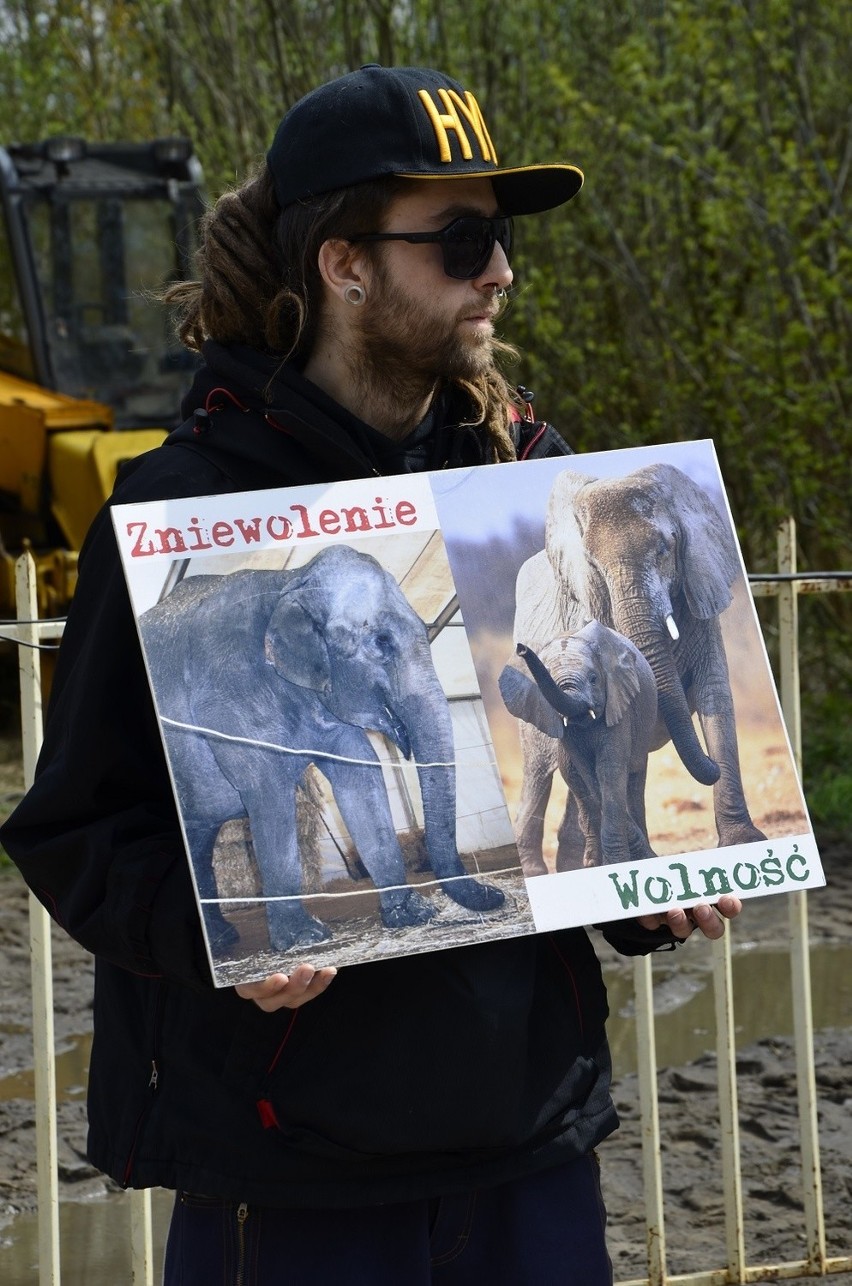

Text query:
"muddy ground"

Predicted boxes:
[[594, 837, 852, 1282], [0, 738, 850, 1282]]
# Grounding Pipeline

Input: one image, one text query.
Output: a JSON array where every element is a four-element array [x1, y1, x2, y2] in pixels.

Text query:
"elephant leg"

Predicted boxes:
[[239, 769, 331, 952], [584, 732, 651, 865], [514, 724, 557, 876], [319, 752, 436, 930], [185, 817, 240, 957], [433, 866, 504, 911], [413, 762, 504, 913], [554, 791, 589, 871], [688, 624, 765, 845], [597, 773, 633, 865], [627, 766, 656, 860], [561, 747, 604, 867], [698, 709, 766, 846]]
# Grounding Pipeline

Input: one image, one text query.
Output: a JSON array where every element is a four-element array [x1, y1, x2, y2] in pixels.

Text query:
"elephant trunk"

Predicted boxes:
[[398, 680, 505, 912], [656, 689, 720, 785], [395, 678, 460, 836], [516, 644, 596, 723], [615, 618, 720, 786]]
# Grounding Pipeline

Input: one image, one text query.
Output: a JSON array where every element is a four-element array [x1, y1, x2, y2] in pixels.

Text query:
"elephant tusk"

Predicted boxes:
[[384, 705, 412, 760], [665, 613, 680, 641], [563, 711, 596, 725]]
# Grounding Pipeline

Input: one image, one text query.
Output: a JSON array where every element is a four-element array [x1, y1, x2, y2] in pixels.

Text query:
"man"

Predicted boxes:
[[0, 66, 739, 1284]]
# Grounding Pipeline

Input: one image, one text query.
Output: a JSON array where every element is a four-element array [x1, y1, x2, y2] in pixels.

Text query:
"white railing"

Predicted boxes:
[[623, 518, 852, 1286], [9, 554, 154, 1286], [6, 516, 852, 1285]]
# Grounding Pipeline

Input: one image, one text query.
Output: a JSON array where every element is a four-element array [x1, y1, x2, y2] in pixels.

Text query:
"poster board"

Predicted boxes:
[[113, 439, 823, 986]]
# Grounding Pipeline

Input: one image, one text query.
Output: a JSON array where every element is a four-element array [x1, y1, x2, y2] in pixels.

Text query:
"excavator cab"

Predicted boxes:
[[0, 137, 204, 612]]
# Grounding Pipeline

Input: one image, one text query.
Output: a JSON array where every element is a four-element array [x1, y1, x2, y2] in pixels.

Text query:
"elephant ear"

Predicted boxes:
[[264, 592, 332, 694], [498, 661, 563, 740], [579, 621, 642, 727], [513, 551, 566, 644], [656, 465, 740, 618], [544, 470, 596, 608]]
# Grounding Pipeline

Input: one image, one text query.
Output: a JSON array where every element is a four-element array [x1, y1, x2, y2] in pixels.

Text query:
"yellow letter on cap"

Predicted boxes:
[[418, 89, 472, 162], [448, 90, 498, 164]]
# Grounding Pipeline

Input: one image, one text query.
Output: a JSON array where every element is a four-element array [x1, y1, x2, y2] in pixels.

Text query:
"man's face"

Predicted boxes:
[[354, 177, 514, 383]]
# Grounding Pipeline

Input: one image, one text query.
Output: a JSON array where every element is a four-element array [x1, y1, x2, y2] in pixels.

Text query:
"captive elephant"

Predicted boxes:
[[511, 462, 765, 872], [500, 621, 658, 870], [140, 543, 504, 956]]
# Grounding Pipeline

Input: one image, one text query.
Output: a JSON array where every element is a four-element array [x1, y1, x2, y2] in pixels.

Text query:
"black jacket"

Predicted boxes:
[[1, 344, 674, 1207]]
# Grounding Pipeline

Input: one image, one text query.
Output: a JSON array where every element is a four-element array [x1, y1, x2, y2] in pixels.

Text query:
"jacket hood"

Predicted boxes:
[[172, 342, 487, 484], [176, 342, 380, 482]]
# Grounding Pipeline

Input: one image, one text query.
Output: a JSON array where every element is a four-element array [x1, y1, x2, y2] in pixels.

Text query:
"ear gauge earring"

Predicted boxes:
[[344, 284, 366, 305]]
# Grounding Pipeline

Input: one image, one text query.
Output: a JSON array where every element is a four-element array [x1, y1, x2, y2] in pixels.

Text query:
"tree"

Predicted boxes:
[[2, 0, 849, 821]]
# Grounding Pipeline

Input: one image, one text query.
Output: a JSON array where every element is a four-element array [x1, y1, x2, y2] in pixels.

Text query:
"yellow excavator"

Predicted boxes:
[[0, 136, 204, 617]]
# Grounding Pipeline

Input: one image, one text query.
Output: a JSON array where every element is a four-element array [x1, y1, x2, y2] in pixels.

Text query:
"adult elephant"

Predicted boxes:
[[140, 543, 503, 956], [511, 462, 765, 873]]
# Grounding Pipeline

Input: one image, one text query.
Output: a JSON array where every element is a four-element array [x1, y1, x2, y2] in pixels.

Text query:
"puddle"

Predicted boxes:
[[0, 1035, 90, 1104], [0, 1187, 174, 1285], [605, 943, 852, 1078]]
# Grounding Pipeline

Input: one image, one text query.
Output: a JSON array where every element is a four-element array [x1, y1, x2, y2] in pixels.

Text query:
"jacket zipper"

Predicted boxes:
[[235, 1202, 249, 1286], [121, 1060, 160, 1185], [122, 983, 163, 1185]]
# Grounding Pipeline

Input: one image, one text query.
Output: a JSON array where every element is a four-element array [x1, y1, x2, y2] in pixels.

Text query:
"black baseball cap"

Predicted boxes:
[[266, 65, 583, 216]]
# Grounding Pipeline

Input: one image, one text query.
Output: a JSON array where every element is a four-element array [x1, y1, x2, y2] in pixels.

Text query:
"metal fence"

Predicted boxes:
[[5, 517, 852, 1286]]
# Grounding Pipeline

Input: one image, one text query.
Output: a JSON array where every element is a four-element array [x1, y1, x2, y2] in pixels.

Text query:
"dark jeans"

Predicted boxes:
[[162, 1153, 613, 1285]]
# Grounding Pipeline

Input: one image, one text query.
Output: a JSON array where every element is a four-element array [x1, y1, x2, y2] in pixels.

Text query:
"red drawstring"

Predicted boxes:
[[253, 1009, 299, 1130], [519, 423, 547, 460], [204, 386, 249, 414], [264, 413, 294, 438], [256, 1098, 281, 1130]]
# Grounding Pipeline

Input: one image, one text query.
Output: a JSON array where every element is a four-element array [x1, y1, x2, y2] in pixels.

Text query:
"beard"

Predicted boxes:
[[351, 257, 499, 402]]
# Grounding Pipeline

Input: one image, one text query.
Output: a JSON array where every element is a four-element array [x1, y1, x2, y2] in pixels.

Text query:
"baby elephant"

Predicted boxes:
[[140, 545, 504, 957], [499, 620, 658, 870]]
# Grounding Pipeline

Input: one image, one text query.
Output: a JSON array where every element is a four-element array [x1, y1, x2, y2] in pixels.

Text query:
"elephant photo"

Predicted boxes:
[[139, 543, 504, 957], [499, 622, 658, 872], [510, 462, 765, 871]]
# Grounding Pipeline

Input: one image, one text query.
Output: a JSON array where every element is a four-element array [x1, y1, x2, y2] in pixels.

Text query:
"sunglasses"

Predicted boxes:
[[346, 215, 513, 280]]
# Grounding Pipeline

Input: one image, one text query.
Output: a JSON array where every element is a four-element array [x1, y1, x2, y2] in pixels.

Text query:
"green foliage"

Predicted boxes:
[[0, 1, 167, 139], [494, 1, 851, 576], [802, 689, 852, 841], [1, 0, 849, 784]]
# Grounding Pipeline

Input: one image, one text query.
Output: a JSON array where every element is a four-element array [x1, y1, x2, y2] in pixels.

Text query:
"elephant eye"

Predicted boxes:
[[370, 630, 396, 659]]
